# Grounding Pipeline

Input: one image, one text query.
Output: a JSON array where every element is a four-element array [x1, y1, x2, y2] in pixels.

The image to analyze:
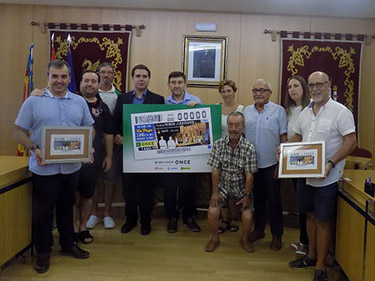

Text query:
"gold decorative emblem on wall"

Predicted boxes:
[[55, 36, 124, 89], [286, 45, 356, 111]]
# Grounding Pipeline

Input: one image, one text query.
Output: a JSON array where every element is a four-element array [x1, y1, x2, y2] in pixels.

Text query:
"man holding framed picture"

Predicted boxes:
[[287, 71, 357, 281], [13, 60, 94, 274]]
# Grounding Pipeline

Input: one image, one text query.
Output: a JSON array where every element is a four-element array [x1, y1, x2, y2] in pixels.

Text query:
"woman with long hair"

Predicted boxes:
[[284, 75, 310, 258]]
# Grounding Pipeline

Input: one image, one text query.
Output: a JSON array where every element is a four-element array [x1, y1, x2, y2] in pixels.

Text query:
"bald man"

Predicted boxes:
[[243, 79, 287, 251], [288, 71, 357, 281]]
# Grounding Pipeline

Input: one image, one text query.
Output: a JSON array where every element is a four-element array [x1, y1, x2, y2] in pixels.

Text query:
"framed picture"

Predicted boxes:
[[278, 141, 325, 178], [183, 35, 228, 87], [41, 126, 93, 164]]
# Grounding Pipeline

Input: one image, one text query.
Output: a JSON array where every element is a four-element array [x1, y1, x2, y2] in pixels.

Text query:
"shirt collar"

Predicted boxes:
[[308, 97, 332, 109], [45, 87, 71, 99], [225, 135, 244, 147], [253, 101, 271, 112], [132, 89, 148, 98], [167, 91, 191, 104], [99, 84, 116, 94]]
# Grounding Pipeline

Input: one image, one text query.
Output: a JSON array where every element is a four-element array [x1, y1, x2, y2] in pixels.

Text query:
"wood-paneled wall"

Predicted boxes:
[[1, 4, 374, 155]]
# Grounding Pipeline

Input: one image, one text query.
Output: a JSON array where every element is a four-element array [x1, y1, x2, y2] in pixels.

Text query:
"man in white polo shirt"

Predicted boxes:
[[288, 71, 357, 281]]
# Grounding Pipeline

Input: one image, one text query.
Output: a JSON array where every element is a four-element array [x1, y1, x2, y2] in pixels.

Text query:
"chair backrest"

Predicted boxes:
[[349, 147, 373, 158]]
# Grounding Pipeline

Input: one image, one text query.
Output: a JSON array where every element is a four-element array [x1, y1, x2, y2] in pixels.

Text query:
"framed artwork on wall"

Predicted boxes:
[[182, 35, 228, 87]]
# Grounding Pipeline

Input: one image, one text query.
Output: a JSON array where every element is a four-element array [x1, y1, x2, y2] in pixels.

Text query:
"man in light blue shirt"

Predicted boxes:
[[14, 60, 94, 273], [243, 79, 287, 251], [165, 74, 201, 106], [163, 71, 202, 233]]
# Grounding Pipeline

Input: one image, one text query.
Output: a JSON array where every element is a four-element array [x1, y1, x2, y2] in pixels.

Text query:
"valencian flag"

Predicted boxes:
[[66, 34, 77, 93], [46, 33, 56, 87], [17, 42, 34, 156]]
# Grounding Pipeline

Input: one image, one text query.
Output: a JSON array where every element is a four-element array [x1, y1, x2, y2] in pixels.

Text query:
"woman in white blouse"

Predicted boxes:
[[217, 79, 244, 233], [285, 75, 310, 258]]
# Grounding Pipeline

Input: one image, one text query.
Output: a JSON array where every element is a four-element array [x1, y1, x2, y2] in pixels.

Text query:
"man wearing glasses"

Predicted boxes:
[[86, 62, 122, 230], [243, 79, 287, 251], [288, 71, 356, 281]]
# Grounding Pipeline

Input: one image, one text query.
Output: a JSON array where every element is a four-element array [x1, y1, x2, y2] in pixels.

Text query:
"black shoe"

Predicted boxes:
[[60, 245, 90, 259], [289, 255, 317, 270], [141, 224, 152, 235], [35, 252, 50, 273], [183, 217, 201, 232], [313, 270, 328, 281], [167, 218, 178, 233], [248, 230, 265, 243], [121, 221, 137, 233]]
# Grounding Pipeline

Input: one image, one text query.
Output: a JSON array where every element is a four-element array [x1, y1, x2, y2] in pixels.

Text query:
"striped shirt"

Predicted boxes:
[[207, 135, 257, 199]]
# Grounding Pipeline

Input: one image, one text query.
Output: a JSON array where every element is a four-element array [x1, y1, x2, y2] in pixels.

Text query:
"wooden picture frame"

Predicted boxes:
[[279, 141, 325, 178], [183, 35, 228, 87], [41, 126, 93, 164]]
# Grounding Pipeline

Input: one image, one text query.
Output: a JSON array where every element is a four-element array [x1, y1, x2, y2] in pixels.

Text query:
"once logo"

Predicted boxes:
[[175, 160, 191, 165]]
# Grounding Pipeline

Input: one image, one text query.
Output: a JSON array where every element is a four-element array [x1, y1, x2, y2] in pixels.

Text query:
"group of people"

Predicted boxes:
[[206, 72, 357, 281], [14, 58, 357, 281]]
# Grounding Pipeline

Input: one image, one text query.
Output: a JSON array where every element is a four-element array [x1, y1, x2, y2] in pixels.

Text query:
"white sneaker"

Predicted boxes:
[[86, 215, 99, 229], [103, 216, 116, 229]]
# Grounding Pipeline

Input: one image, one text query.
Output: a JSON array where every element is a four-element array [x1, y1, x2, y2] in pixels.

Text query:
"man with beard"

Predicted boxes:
[[76, 70, 114, 243], [205, 111, 257, 252], [86, 62, 121, 230], [288, 71, 357, 281]]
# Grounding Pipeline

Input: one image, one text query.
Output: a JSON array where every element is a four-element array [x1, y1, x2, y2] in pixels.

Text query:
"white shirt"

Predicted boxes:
[[167, 139, 176, 148], [221, 104, 244, 137], [294, 99, 355, 187], [98, 84, 118, 116], [287, 105, 302, 139], [159, 139, 167, 149]]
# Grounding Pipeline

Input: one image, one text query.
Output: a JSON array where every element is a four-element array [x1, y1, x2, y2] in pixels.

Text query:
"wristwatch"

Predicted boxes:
[[328, 160, 335, 168]]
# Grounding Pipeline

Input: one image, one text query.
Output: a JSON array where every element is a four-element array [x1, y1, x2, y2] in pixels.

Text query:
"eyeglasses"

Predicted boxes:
[[308, 81, 329, 90], [252, 88, 271, 94], [99, 71, 114, 75]]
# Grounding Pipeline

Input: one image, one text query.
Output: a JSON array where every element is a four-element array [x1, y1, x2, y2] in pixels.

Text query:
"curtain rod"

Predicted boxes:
[[264, 29, 374, 41], [31, 21, 145, 36]]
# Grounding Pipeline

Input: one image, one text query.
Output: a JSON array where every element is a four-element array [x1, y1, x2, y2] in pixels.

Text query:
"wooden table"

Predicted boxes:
[[336, 170, 375, 281], [0, 156, 32, 270], [345, 156, 373, 170]]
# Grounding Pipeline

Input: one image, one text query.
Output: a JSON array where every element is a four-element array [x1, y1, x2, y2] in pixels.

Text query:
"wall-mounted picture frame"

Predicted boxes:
[[41, 126, 93, 164], [183, 35, 228, 87], [278, 141, 325, 178]]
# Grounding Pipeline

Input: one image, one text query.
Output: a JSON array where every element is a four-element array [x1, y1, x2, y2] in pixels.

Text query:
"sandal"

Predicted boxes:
[[78, 230, 94, 244], [229, 220, 239, 232], [218, 221, 229, 234]]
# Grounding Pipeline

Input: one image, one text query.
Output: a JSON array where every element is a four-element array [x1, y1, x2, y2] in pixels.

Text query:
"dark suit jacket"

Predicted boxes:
[[113, 89, 165, 135]]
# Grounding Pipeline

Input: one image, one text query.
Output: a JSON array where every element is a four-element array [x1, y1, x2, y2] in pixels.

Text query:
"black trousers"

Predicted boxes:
[[163, 173, 196, 220], [253, 165, 283, 237], [32, 171, 79, 254], [293, 178, 308, 245], [122, 173, 155, 226]]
